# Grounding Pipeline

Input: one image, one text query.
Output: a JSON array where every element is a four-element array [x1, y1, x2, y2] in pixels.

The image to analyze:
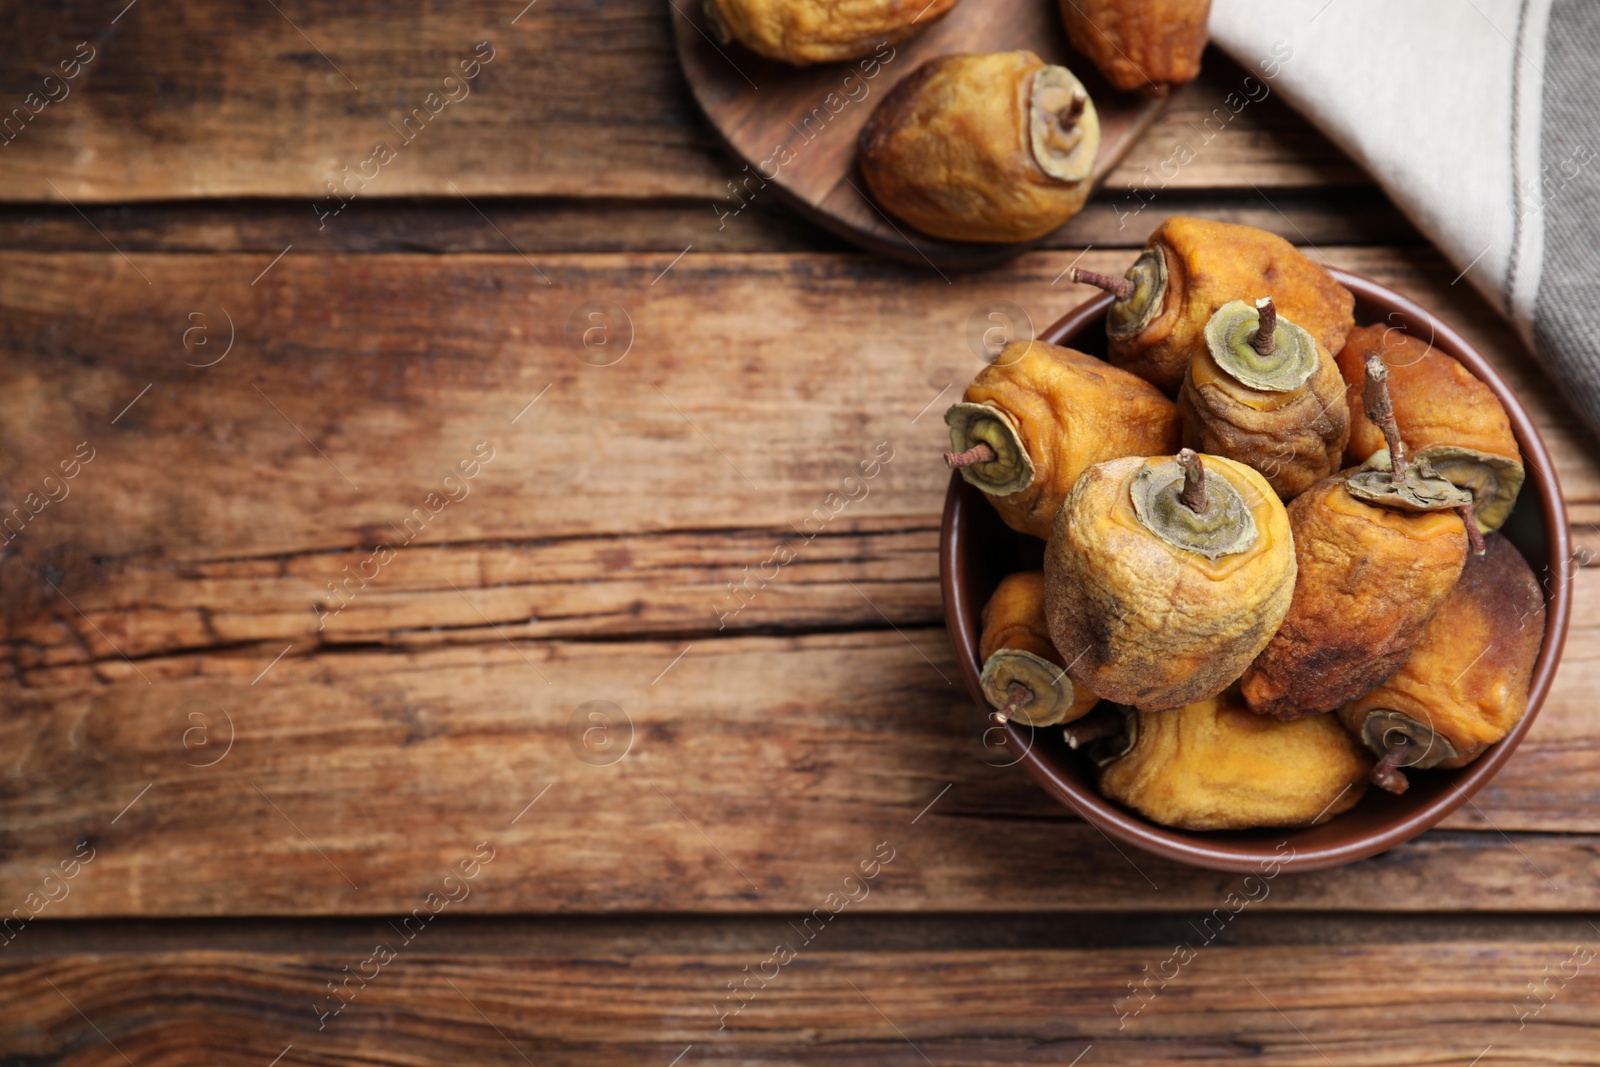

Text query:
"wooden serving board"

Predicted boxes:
[[670, 0, 1169, 269]]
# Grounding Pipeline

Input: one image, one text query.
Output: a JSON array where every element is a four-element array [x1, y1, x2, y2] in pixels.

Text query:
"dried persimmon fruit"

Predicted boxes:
[[1339, 533, 1544, 794], [1044, 450, 1295, 712], [1241, 358, 1472, 720], [1179, 297, 1350, 499], [1058, 0, 1211, 93], [979, 571, 1100, 727], [1073, 217, 1355, 394], [703, 0, 957, 65], [1088, 689, 1372, 831], [1335, 324, 1523, 532], [945, 339, 1180, 540], [860, 52, 1100, 243]]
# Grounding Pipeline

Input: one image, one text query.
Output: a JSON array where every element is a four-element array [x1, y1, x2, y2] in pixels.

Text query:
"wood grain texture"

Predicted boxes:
[[0, 247, 1593, 915], [4, 628, 1600, 918], [0, 0, 722, 201], [0, 190, 1422, 256], [3, 941, 1597, 1064], [0, 0, 1358, 204], [0, 247, 1589, 565]]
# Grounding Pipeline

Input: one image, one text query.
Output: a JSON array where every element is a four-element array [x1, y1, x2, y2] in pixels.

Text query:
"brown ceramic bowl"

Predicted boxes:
[[940, 269, 1572, 873]]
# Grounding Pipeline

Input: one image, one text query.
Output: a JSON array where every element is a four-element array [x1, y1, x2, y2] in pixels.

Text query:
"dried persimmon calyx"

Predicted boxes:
[[944, 401, 1034, 496], [1351, 709, 1459, 795], [1416, 444, 1525, 532], [1095, 247, 1167, 341], [1346, 450, 1472, 513], [981, 649, 1073, 727], [1029, 66, 1098, 183], [1356, 709, 1458, 768], [1129, 449, 1258, 559], [1202, 299, 1318, 392], [1064, 704, 1137, 767], [1345, 355, 1473, 513], [1334, 324, 1523, 531]]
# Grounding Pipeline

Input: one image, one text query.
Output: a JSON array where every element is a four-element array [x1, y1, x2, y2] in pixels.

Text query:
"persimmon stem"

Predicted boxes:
[[1059, 92, 1087, 129], [1071, 267, 1135, 301], [1371, 736, 1413, 795], [1250, 297, 1277, 356], [1064, 706, 1124, 750], [1363, 355, 1407, 483], [944, 442, 996, 469], [1457, 503, 1486, 554], [1176, 448, 1208, 513], [990, 681, 1033, 725]]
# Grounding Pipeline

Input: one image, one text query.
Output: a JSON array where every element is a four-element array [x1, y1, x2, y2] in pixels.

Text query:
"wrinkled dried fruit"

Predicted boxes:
[[979, 571, 1101, 727], [1045, 451, 1295, 711], [1076, 217, 1355, 395], [1339, 533, 1544, 794], [1179, 298, 1351, 499], [1336, 324, 1524, 532], [1242, 358, 1471, 720], [1058, 0, 1211, 92], [1238, 473, 1466, 720], [1095, 689, 1371, 831], [704, 0, 957, 65], [859, 52, 1101, 243], [945, 339, 1181, 539]]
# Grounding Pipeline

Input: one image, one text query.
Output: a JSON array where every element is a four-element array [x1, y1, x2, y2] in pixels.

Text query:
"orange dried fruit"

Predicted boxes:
[[1073, 217, 1355, 394], [1339, 533, 1544, 794], [945, 339, 1181, 539], [703, 0, 958, 65], [1241, 357, 1472, 720], [1045, 450, 1295, 711], [1335, 324, 1523, 532], [1179, 297, 1350, 499], [860, 52, 1100, 242], [979, 571, 1101, 727], [1091, 689, 1372, 831], [1059, 0, 1211, 93]]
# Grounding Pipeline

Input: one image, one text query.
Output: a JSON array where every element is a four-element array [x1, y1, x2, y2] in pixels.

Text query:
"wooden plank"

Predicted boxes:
[[3, 631, 1600, 916], [1104, 53, 1368, 193], [3, 941, 1597, 1064], [5, 533, 1592, 838], [8, 525, 1592, 833], [0, 0, 1361, 204], [3, 524, 940, 663], [0, 248, 1588, 570], [0, 191, 1421, 255], [0, 0, 722, 201], [16, 911, 1600, 955]]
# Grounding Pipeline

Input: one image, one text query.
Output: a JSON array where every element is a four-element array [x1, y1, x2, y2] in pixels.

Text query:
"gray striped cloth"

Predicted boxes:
[[1211, 0, 1600, 439]]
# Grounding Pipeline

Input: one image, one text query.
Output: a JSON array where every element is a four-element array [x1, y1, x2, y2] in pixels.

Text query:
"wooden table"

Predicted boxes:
[[2, 3, 1596, 1063]]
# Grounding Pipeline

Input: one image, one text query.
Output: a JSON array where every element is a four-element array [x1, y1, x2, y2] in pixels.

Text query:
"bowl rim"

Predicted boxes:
[[939, 267, 1573, 874]]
